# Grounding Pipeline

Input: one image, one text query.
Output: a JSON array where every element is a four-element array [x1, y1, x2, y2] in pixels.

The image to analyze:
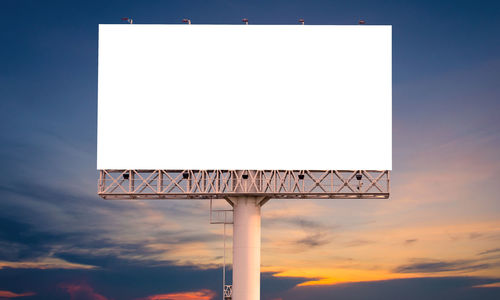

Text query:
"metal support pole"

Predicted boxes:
[[229, 196, 264, 300], [158, 170, 163, 193], [223, 220, 226, 300], [129, 170, 134, 193]]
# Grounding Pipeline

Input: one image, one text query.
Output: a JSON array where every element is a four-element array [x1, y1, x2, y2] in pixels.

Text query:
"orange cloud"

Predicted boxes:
[[473, 282, 500, 288], [260, 217, 500, 287], [139, 289, 215, 300], [60, 282, 108, 300], [267, 266, 415, 286], [0, 290, 35, 298]]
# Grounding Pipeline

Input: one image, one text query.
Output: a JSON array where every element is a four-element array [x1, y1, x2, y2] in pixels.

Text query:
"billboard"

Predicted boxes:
[[98, 25, 391, 170]]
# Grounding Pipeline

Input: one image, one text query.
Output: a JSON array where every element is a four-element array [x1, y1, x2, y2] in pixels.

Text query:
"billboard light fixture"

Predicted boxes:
[[121, 17, 133, 24]]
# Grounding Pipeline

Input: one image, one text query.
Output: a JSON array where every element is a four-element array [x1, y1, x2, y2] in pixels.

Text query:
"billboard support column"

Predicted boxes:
[[229, 196, 266, 300]]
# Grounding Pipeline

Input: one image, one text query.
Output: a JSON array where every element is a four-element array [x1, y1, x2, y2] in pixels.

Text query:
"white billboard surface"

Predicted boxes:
[[98, 25, 391, 170]]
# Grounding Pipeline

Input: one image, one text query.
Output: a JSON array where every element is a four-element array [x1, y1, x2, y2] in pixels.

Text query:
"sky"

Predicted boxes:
[[1, 0, 500, 299]]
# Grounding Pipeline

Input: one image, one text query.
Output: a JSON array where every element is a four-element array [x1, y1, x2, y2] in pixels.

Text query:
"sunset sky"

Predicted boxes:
[[1, 0, 500, 299]]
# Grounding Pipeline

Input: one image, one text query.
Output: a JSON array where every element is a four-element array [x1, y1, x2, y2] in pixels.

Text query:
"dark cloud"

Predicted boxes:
[[470, 232, 483, 239], [394, 258, 491, 273], [0, 176, 220, 268], [0, 216, 77, 261], [405, 239, 418, 245], [0, 208, 162, 268], [261, 272, 313, 299], [0, 263, 221, 300], [264, 216, 334, 249], [263, 216, 333, 230], [478, 248, 500, 256], [0, 255, 311, 300], [295, 233, 330, 247], [276, 277, 500, 300], [152, 231, 222, 245], [345, 239, 374, 247]]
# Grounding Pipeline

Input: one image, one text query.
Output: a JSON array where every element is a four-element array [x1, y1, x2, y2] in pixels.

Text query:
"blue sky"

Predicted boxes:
[[1, 0, 500, 299]]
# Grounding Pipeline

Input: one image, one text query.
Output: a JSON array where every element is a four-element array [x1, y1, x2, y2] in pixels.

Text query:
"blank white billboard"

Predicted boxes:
[[98, 25, 391, 170]]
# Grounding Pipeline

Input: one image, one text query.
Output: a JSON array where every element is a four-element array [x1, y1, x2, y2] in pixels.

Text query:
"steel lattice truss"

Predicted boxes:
[[98, 170, 390, 200]]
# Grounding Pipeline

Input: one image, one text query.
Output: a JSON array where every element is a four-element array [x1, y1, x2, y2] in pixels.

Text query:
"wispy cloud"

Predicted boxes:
[[296, 233, 330, 248], [0, 290, 35, 298], [478, 248, 500, 256], [404, 239, 418, 245], [473, 282, 500, 288], [265, 216, 332, 230], [394, 258, 491, 274], [137, 289, 215, 300], [344, 239, 375, 247], [0, 257, 96, 270]]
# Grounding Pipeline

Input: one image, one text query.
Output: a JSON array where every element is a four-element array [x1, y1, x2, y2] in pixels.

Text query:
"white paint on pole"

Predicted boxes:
[[231, 196, 262, 300], [97, 24, 392, 170]]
